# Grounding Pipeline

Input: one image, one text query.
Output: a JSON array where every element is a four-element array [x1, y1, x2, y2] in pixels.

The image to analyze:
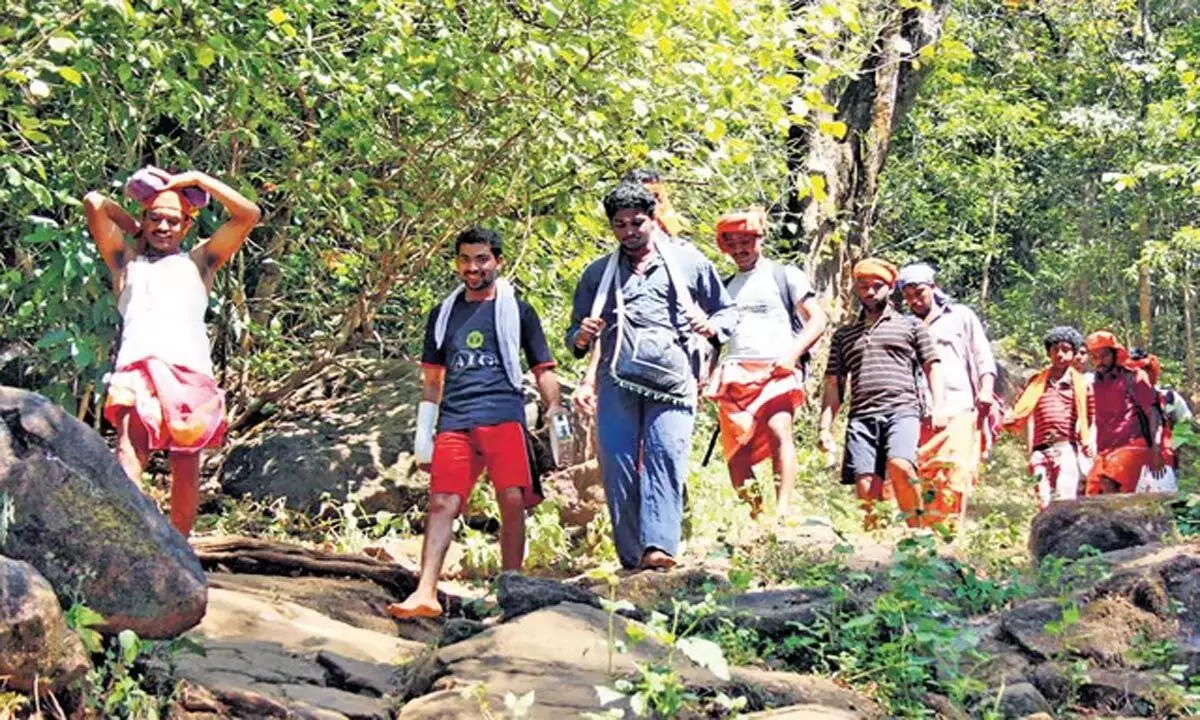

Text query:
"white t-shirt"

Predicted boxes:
[[724, 258, 814, 360]]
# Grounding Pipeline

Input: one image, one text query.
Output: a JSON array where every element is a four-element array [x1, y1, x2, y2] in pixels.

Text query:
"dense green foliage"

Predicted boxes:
[[878, 0, 1200, 379], [1, 0, 832, 413]]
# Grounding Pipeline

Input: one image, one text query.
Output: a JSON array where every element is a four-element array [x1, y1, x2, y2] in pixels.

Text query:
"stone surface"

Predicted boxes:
[[702, 587, 838, 641], [995, 682, 1052, 719], [0, 555, 90, 692], [439, 618, 485, 646], [1000, 594, 1171, 666], [205, 572, 433, 642], [1029, 662, 1070, 704], [497, 571, 600, 620], [1029, 494, 1175, 562], [0, 386, 207, 638], [191, 587, 425, 664], [1077, 669, 1157, 713], [574, 564, 734, 611], [397, 602, 878, 718], [175, 585, 421, 720], [317, 651, 403, 698], [542, 460, 605, 527], [1000, 599, 1068, 660]]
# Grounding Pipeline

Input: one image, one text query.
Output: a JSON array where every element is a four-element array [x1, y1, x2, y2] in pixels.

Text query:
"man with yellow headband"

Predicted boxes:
[[706, 207, 826, 516], [1085, 330, 1163, 494], [818, 259, 946, 528], [84, 168, 260, 536]]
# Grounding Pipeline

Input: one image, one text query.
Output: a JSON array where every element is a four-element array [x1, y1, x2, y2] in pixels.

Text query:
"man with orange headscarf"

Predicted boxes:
[[1085, 330, 1164, 494], [84, 168, 261, 536], [706, 207, 827, 516], [1004, 326, 1094, 508], [819, 259, 946, 528], [1129, 347, 1190, 473]]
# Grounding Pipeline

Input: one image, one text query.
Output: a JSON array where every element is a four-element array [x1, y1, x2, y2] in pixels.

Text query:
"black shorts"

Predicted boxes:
[[840, 410, 921, 485]]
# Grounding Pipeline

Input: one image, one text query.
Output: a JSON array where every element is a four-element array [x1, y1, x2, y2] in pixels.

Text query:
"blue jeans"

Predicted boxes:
[[596, 375, 695, 568]]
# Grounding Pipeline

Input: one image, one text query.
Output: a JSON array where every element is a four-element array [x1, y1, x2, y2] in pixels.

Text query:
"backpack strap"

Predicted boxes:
[[770, 261, 802, 335], [1124, 370, 1157, 446]]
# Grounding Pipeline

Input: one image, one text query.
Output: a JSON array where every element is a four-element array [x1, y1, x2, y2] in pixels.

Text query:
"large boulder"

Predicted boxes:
[[0, 387, 207, 638], [219, 361, 427, 513], [0, 556, 90, 693], [1029, 494, 1176, 562]]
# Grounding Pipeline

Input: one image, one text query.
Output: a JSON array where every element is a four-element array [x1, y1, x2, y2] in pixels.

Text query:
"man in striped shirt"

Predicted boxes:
[[818, 259, 946, 528], [1004, 326, 1094, 507]]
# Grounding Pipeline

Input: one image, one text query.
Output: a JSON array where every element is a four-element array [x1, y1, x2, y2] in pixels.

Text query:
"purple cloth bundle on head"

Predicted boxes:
[[125, 166, 209, 215]]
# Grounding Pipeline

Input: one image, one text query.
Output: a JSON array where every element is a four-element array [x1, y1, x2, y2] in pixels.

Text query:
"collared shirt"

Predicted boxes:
[[567, 242, 737, 376], [922, 301, 997, 415], [1093, 367, 1157, 452], [827, 304, 939, 416]]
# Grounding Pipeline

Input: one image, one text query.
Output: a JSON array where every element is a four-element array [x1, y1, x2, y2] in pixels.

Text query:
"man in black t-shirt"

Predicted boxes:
[[388, 228, 563, 619]]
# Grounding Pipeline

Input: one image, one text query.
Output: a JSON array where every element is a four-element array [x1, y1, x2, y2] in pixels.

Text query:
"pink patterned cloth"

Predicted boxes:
[[105, 357, 226, 453]]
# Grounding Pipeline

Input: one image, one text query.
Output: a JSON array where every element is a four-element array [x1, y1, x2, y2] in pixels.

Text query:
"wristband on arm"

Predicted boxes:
[[414, 401, 439, 464]]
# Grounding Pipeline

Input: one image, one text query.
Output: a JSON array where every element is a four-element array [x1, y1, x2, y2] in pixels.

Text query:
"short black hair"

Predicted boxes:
[[621, 168, 662, 184], [1129, 347, 1149, 361], [602, 182, 657, 220], [454, 227, 502, 258], [1043, 326, 1084, 352]]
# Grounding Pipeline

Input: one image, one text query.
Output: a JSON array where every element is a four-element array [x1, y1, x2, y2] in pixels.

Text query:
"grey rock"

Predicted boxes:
[[1030, 495, 1175, 563], [497, 571, 600, 620], [0, 555, 90, 692], [0, 387, 206, 638], [317, 650, 402, 698], [439, 617, 485, 646], [996, 682, 1052, 719]]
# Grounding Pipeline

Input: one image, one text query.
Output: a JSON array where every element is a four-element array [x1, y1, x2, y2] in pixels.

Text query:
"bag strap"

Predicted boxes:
[[771, 261, 802, 335], [1125, 370, 1156, 446]]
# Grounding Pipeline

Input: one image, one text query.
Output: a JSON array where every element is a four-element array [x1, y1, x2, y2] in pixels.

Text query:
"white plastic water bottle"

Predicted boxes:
[[549, 413, 574, 467]]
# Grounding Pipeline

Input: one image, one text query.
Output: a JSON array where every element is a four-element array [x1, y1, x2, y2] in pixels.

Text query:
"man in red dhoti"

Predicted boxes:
[[898, 263, 998, 529], [706, 207, 826, 516], [84, 167, 260, 536], [1084, 330, 1165, 494]]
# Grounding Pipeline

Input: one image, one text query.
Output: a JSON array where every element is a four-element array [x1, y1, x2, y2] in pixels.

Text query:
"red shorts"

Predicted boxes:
[[430, 422, 538, 510]]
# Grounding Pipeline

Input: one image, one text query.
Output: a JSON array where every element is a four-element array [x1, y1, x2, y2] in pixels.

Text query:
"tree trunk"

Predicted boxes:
[[782, 0, 951, 319], [1136, 0, 1154, 348], [1182, 271, 1198, 397]]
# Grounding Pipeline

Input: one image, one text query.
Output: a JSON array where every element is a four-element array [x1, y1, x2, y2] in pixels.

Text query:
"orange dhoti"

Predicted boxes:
[[104, 357, 227, 453], [706, 360, 805, 483], [1086, 440, 1156, 495], [915, 411, 981, 527]]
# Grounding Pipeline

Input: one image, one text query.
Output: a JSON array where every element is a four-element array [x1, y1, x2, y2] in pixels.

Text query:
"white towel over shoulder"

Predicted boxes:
[[433, 278, 523, 390]]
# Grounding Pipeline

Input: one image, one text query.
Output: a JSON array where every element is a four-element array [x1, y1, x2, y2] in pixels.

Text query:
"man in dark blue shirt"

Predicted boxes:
[[389, 227, 563, 619], [567, 182, 737, 570]]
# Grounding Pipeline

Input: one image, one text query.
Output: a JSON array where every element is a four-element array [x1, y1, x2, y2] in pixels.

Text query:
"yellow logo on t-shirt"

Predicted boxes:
[[466, 330, 484, 349]]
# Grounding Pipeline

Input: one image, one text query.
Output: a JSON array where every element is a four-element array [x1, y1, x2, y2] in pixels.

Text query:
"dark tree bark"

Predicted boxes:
[[781, 0, 951, 315]]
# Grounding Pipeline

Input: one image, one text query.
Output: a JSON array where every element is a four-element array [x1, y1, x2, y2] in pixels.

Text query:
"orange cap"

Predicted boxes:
[[853, 258, 899, 286], [715, 207, 768, 252], [1085, 330, 1130, 365]]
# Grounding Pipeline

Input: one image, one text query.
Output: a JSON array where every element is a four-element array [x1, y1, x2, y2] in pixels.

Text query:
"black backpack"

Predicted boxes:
[[720, 260, 811, 378]]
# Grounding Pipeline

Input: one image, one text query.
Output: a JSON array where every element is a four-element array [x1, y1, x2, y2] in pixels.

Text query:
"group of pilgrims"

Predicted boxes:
[[84, 166, 1191, 621]]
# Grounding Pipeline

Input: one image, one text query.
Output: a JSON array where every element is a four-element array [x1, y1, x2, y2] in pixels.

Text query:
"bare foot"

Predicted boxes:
[[386, 594, 443, 620], [639, 549, 677, 572]]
